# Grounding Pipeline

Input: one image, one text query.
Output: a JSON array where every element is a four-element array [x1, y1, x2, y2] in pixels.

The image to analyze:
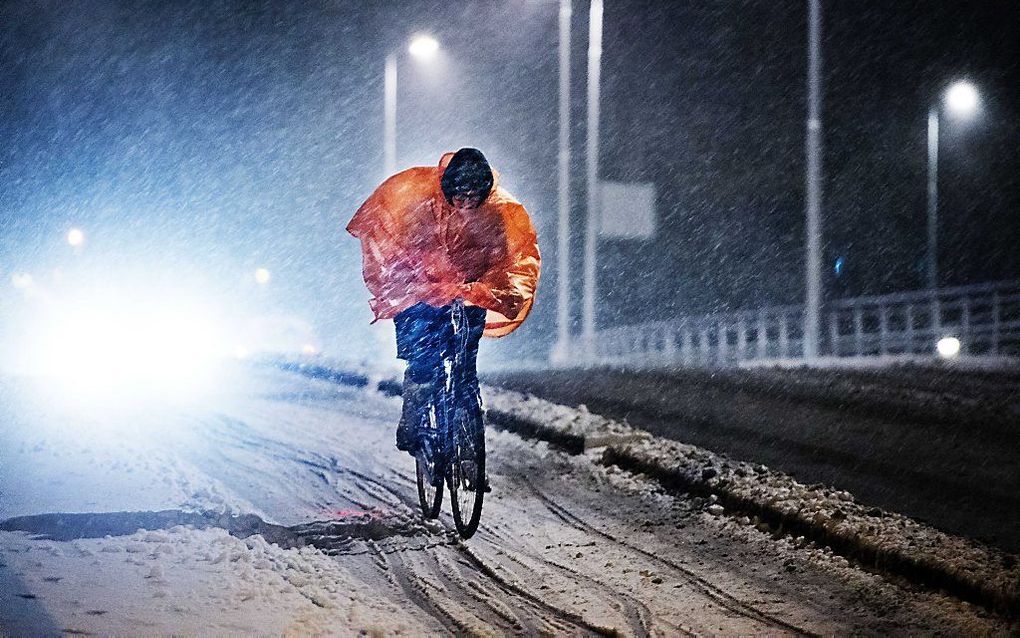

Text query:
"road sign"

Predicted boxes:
[[599, 181, 656, 239]]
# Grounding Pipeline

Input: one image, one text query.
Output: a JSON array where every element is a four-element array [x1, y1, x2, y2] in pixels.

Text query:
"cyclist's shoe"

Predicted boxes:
[[397, 376, 432, 453], [395, 420, 417, 452]]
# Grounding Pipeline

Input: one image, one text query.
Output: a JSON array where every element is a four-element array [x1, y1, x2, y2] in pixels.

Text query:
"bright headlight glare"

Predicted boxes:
[[27, 293, 228, 403]]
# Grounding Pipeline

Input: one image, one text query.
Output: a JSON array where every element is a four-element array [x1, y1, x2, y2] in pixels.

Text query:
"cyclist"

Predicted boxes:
[[347, 148, 540, 455]]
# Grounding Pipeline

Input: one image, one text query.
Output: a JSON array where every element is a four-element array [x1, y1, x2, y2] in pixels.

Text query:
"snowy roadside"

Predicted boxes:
[[282, 358, 1020, 617], [486, 389, 1020, 617]]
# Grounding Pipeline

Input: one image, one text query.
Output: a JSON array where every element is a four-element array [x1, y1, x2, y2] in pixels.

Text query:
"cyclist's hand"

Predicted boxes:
[[458, 282, 495, 307]]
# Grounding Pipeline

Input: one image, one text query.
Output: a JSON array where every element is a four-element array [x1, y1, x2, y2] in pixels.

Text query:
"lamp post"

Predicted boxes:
[[803, 0, 823, 362], [581, 0, 603, 363], [548, 0, 573, 365], [384, 34, 440, 178], [926, 80, 979, 292]]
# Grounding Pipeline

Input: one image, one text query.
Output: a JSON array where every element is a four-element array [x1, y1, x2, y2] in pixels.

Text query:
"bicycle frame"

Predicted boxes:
[[417, 301, 475, 472], [414, 299, 486, 537]]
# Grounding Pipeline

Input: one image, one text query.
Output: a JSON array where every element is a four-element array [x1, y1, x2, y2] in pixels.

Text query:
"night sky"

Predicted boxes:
[[2, 0, 1018, 361]]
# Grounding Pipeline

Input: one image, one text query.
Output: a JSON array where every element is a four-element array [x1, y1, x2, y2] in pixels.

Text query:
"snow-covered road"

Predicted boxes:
[[0, 366, 1008, 635]]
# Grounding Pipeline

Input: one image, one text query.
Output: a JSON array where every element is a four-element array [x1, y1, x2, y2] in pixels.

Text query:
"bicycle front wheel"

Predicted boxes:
[[449, 406, 485, 539]]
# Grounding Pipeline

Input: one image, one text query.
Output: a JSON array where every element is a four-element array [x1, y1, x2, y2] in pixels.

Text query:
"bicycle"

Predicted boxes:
[[413, 299, 487, 539]]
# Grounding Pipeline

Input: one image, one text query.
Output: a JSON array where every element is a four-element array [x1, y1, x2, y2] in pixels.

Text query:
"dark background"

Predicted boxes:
[[2, 0, 1018, 362]]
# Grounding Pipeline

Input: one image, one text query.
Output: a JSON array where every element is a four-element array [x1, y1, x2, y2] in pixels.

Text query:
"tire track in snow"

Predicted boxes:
[[522, 476, 817, 637], [327, 465, 624, 634], [373, 539, 602, 635], [496, 541, 664, 637]]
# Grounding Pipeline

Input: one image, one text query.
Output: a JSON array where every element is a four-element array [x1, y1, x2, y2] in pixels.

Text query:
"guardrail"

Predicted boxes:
[[585, 280, 1020, 367]]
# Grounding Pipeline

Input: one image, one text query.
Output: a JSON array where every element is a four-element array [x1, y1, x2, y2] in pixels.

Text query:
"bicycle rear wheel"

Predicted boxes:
[[449, 405, 485, 538], [415, 407, 444, 519]]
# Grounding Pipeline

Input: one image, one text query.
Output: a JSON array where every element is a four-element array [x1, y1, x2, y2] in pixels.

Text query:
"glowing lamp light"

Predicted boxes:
[[937, 336, 961, 359], [67, 228, 84, 247], [945, 81, 979, 117], [408, 34, 439, 60], [302, 344, 318, 355], [254, 268, 271, 285]]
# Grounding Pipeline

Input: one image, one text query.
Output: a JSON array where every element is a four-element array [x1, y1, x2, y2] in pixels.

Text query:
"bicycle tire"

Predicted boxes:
[[415, 454, 444, 519], [449, 405, 485, 538]]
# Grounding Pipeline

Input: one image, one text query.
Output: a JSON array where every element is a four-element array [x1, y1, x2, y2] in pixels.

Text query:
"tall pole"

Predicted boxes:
[[582, 0, 603, 362], [926, 107, 939, 291], [384, 52, 397, 177], [552, 0, 573, 364], [803, 0, 823, 362]]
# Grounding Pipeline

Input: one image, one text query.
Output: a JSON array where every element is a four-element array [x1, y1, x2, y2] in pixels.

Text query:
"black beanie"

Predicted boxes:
[[441, 148, 494, 206]]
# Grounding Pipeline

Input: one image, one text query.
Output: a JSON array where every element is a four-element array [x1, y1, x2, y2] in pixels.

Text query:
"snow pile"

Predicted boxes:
[[608, 437, 1020, 614], [484, 388, 650, 450]]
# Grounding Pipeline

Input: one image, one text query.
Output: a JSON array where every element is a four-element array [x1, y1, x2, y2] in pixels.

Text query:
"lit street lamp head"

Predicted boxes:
[[67, 228, 84, 247], [408, 34, 439, 61], [944, 81, 979, 117]]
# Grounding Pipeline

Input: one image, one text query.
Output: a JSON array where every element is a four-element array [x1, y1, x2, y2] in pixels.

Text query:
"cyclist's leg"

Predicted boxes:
[[456, 305, 489, 490], [394, 303, 450, 452], [459, 305, 487, 396]]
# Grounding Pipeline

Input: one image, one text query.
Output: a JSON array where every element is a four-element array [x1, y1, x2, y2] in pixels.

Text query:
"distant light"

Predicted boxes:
[[408, 35, 439, 60], [937, 336, 961, 359], [945, 81, 979, 117], [254, 268, 271, 285], [67, 228, 84, 247], [11, 272, 33, 289], [834, 256, 845, 276], [234, 346, 249, 359], [302, 344, 318, 355]]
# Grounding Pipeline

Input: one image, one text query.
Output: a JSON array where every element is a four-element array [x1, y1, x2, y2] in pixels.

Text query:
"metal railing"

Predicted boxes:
[[586, 280, 1020, 367]]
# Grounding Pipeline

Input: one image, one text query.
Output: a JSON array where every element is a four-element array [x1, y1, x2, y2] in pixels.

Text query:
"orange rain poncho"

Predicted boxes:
[[347, 153, 540, 338]]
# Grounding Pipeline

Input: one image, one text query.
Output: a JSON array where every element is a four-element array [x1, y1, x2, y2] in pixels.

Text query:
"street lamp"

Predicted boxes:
[[407, 34, 439, 60], [67, 228, 84, 247], [926, 80, 980, 292], [945, 81, 979, 116], [384, 34, 441, 177]]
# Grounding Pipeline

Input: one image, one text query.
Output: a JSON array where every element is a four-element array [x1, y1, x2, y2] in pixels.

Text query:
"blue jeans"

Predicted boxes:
[[395, 302, 487, 388]]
